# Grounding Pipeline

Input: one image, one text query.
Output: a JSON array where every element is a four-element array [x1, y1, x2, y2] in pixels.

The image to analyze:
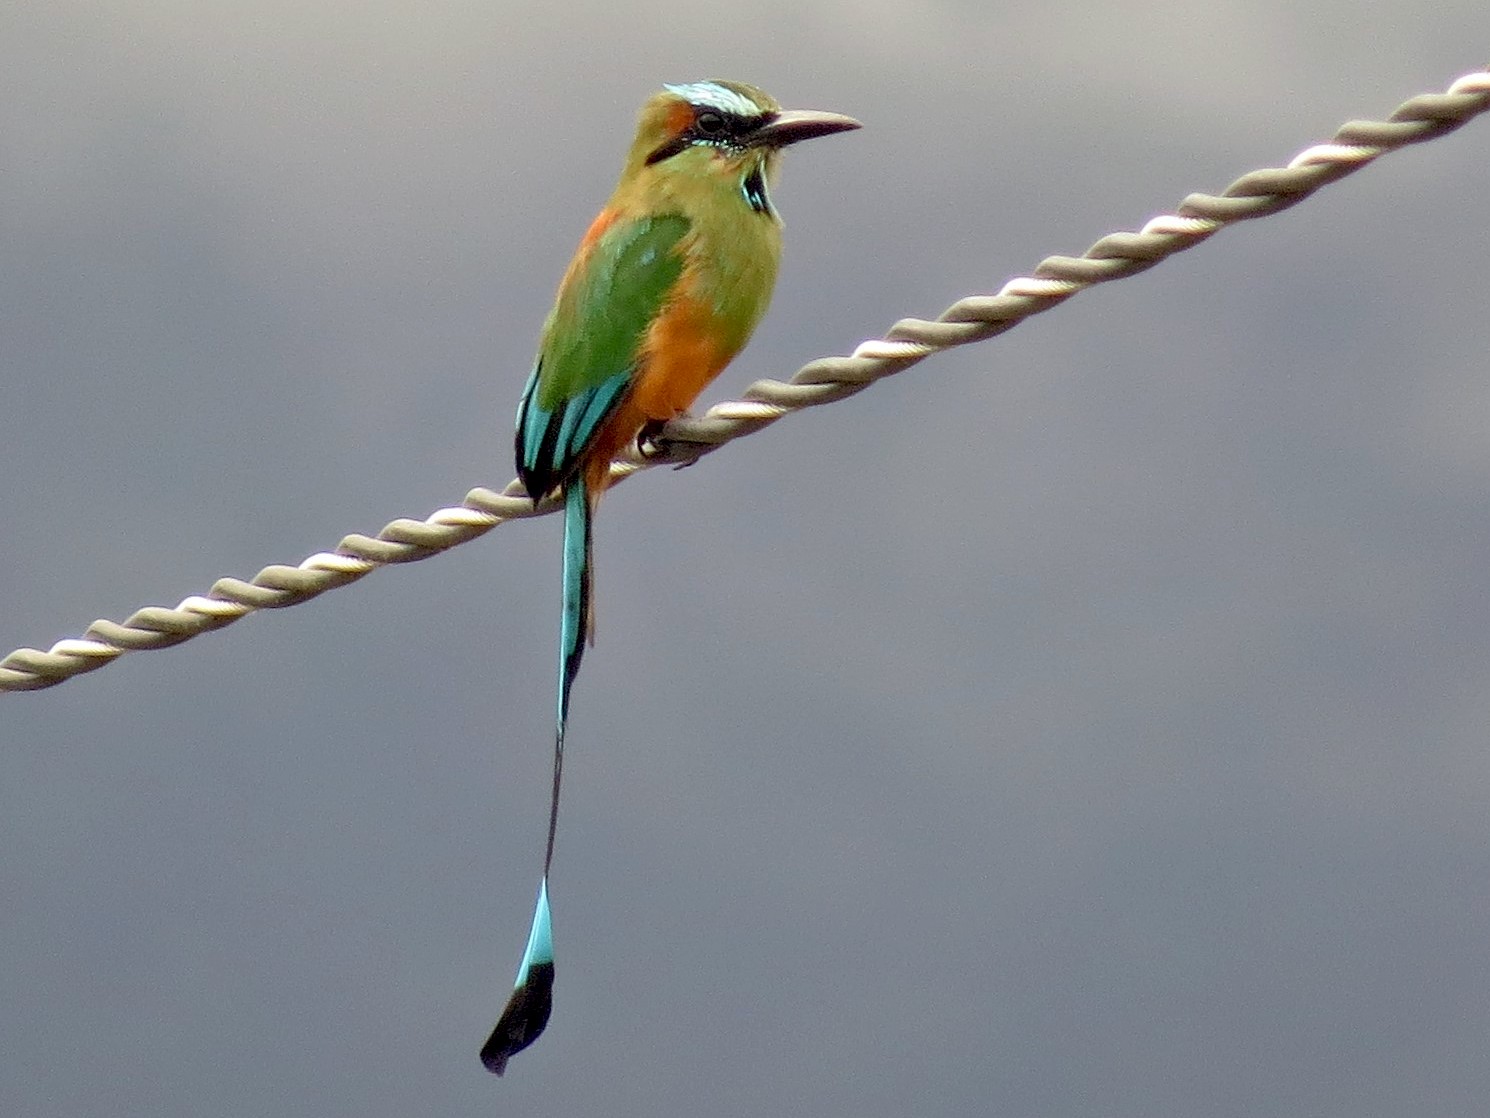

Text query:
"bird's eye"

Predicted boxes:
[[694, 111, 727, 136]]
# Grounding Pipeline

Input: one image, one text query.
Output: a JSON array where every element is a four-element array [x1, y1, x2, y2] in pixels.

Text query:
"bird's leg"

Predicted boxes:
[[637, 416, 711, 471]]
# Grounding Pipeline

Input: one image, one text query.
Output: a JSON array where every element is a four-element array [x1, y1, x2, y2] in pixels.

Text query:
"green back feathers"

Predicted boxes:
[[538, 213, 690, 407], [516, 213, 689, 497]]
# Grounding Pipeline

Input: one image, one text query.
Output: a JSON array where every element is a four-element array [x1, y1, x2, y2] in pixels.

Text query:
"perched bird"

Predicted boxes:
[[480, 80, 859, 1074]]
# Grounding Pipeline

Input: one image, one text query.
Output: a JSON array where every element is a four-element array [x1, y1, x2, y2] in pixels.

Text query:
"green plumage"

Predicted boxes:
[[516, 214, 690, 498]]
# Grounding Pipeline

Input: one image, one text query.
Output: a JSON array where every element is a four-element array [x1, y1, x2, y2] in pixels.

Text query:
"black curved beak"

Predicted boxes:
[[748, 109, 862, 148]]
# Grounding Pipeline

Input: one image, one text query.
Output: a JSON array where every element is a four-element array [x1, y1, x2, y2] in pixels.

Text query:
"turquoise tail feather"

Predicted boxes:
[[481, 481, 590, 1074], [558, 478, 593, 728]]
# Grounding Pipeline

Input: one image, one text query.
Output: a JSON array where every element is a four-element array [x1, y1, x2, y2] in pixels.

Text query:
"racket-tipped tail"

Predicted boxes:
[[480, 877, 554, 1075]]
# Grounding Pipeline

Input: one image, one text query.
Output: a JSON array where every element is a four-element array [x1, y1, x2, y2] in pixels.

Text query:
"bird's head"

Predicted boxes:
[[622, 80, 859, 214]]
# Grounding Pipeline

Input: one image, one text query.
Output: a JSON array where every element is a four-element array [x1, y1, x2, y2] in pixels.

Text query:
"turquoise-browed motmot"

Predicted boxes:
[[480, 80, 859, 1074]]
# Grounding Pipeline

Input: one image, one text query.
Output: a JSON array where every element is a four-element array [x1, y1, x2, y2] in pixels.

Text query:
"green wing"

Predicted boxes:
[[515, 212, 690, 498]]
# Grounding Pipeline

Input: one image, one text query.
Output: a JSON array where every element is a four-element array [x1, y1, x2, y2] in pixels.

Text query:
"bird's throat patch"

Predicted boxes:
[[741, 163, 773, 215]]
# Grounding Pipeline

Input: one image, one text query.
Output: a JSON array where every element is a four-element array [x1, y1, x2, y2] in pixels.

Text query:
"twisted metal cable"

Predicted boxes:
[[4, 65, 1488, 694]]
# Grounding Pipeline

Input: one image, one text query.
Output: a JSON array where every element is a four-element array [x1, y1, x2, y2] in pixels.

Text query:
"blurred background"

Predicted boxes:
[[4, 4, 1489, 1115]]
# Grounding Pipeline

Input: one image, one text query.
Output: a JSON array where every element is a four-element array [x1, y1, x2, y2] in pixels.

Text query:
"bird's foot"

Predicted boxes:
[[638, 418, 711, 471]]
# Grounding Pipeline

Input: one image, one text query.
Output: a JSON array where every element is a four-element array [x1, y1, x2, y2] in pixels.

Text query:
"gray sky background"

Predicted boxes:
[[4, 4, 1490, 1116]]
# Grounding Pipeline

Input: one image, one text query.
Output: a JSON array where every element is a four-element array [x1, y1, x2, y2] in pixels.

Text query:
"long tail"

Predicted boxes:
[[481, 478, 592, 1075]]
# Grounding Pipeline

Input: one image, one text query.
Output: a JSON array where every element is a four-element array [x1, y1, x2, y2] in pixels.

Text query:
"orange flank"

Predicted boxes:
[[580, 285, 731, 493], [555, 208, 622, 296], [576, 207, 621, 255]]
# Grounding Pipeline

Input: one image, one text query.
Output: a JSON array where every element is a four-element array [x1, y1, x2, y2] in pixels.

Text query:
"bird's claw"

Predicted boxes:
[[638, 420, 710, 470]]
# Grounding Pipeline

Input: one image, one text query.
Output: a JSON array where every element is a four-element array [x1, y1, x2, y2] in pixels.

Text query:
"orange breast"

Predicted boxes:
[[631, 290, 734, 418]]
